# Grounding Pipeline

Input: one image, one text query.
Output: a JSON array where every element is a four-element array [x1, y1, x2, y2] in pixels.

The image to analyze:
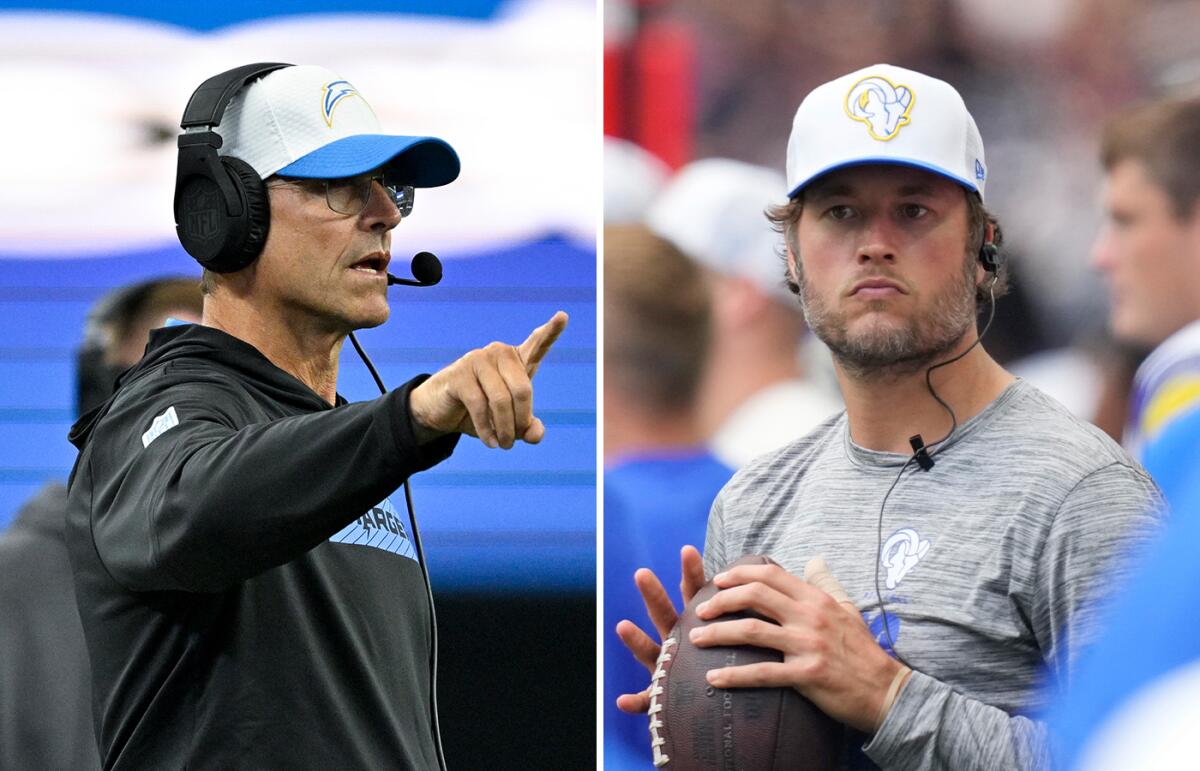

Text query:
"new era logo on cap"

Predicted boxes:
[[786, 63, 988, 200]]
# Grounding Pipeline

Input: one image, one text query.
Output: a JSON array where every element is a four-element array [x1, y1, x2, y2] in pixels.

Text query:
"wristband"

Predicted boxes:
[[875, 666, 913, 732]]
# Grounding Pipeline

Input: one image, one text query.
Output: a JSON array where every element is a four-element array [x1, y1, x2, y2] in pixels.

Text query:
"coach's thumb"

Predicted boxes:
[[805, 557, 864, 623]]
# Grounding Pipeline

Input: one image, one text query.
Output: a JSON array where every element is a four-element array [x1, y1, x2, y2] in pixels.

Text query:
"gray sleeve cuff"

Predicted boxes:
[[861, 669, 940, 767], [860, 669, 1049, 771]]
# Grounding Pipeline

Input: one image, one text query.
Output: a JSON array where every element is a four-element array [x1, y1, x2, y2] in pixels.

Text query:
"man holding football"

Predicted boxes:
[[616, 64, 1160, 769]]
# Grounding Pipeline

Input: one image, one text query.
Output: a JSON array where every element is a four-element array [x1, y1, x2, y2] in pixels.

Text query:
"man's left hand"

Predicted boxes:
[[688, 558, 905, 734]]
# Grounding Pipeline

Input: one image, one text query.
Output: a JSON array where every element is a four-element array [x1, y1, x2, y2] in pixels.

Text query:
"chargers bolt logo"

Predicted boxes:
[[322, 80, 360, 127]]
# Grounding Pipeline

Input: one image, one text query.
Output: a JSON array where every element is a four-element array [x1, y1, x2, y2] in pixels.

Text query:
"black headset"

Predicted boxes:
[[979, 241, 1002, 274], [174, 62, 293, 273], [977, 199, 1004, 274]]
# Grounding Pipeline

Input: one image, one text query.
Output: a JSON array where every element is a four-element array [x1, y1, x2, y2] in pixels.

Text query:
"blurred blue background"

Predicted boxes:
[[0, 236, 595, 592]]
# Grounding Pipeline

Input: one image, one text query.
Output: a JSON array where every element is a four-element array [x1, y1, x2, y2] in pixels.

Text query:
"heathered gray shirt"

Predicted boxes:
[[704, 380, 1162, 770]]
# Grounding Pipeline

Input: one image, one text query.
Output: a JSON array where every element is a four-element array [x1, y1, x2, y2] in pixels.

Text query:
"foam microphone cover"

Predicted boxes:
[[411, 251, 442, 286]]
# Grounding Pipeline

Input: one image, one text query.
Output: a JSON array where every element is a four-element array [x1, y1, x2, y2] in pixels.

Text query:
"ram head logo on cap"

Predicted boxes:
[[845, 75, 914, 141]]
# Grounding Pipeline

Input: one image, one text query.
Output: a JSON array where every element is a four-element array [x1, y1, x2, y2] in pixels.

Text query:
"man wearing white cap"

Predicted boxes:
[[66, 63, 565, 769], [647, 158, 843, 468], [617, 64, 1159, 769]]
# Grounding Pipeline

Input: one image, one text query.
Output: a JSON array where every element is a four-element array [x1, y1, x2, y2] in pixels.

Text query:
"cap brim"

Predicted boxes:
[[276, 135, 460, 187], [788, 158, 980, 199]]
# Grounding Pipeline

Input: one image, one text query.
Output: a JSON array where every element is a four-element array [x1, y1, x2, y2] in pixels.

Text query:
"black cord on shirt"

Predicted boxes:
[[872, 277, 998, 669], [349, 330, 448, 771]]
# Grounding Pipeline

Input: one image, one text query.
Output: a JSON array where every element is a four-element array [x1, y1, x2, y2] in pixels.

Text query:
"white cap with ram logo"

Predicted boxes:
[[786, 63, 987, 201]]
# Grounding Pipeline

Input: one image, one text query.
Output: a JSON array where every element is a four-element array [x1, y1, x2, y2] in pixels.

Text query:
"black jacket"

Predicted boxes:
[[65, 324, 458, 770]]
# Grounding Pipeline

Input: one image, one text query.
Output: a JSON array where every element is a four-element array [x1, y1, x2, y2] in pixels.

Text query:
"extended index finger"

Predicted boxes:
[[517, 311, 568, 378]]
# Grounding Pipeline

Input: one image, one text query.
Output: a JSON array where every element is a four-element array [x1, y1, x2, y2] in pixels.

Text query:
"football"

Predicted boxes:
[[648, 554, 843, 770]]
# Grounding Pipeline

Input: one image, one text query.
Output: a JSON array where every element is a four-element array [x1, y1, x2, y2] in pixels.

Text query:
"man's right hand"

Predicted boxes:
[[614, 544, 706, 713], [408, 311, 567, 448]]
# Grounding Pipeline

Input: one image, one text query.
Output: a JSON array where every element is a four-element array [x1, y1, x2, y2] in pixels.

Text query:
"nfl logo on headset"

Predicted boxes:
[[182, 186, 222, 244]]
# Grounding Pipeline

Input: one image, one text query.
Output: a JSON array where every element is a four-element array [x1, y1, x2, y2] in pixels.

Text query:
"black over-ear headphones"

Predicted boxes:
[[174, 62, 293, 273]]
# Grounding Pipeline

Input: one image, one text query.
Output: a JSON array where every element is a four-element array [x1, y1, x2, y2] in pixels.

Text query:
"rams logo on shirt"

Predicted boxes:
[[845, 75, 914, 141], [881, 527, 931, 589], [322, 80, 360, 127]]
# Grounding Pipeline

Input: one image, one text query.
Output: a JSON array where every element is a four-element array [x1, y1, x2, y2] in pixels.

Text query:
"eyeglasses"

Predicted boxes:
[[270, 173, 415, 218]]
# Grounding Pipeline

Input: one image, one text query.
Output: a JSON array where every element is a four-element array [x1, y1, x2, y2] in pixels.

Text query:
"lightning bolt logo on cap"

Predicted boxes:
[[322, 80, 360, 127]]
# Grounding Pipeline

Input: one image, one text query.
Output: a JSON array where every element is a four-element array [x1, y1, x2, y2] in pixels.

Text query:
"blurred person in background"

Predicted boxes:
[[605, 136, 671, 225], [1048, 95, 1200, 770], [603, 223, 733, 769], [0, 278, 201, 771], [615, 63, 1162, 770], [647, 158, 842, 469], [1091, 97, 1200, 498]]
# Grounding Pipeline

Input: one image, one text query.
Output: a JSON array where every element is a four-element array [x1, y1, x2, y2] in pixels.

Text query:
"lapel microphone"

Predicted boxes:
[[387, 251, 443, 287]]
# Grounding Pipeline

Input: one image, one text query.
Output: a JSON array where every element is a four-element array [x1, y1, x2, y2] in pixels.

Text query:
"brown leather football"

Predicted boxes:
[[647, 554, 843, 770]]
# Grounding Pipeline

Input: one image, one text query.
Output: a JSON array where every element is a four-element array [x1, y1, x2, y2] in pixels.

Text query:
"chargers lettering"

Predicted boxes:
[[328, 497, 417, 562]]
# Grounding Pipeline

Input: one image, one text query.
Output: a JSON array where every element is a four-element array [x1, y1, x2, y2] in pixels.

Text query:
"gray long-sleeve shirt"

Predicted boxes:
[[703, 380, 1162, 770]]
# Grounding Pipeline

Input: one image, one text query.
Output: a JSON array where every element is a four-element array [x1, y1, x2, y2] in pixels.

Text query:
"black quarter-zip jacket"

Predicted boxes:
[[65, 324, 459, 770]]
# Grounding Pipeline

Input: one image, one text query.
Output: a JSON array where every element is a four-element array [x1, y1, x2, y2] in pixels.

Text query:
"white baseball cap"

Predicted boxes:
[[786, 63, 986, 200], [214, 64, 460, 186], [647, 158, 794, 304]]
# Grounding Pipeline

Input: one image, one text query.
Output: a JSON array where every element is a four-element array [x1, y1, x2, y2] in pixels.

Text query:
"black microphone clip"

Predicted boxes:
[[908, 434, 935, 471]]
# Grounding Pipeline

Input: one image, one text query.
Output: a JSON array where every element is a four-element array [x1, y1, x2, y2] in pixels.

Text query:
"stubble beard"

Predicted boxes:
[[797, 254, 978, 381]]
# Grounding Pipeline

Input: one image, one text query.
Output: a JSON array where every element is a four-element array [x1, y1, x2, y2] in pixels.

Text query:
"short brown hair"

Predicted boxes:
[[1102, 98, 1200, 218], [604, 224, 711, 409], [765, 187, 1008, 307]]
